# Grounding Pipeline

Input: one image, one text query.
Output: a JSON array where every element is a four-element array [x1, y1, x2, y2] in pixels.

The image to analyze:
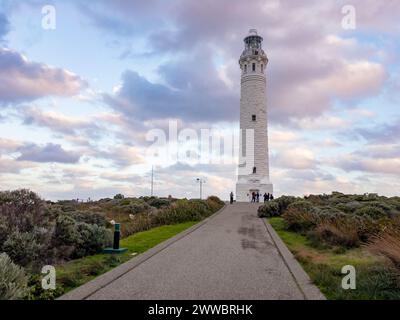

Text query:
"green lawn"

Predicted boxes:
[[54, 221, 197, 298], [268, 217, 400, 300]]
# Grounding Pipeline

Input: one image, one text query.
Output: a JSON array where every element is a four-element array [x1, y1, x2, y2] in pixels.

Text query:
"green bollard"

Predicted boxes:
[[103, 223, 127, 254], [113, 223, 121, 250]]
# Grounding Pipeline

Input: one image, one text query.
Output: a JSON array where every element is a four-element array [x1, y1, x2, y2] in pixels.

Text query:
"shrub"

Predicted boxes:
[[275, 196, 298, 214], [74, 223, 112, 258], [0, 215, 8, 247], [356, 216, 393, 242], [354, 206, 387, 219], [52, 214, 111, 259], [334, 201, 362, 214], [0, 189, 51, 233], [206, 196, 224, 212], [282, 201, 319, 232], [114, 194, 124, 200], [258, 201, 280, 217], [27, 274, 65, 300], [2, 230, 42, 268], [52, 214, 80, 248], [0, 253, 29, 300], [69, 211, 107, 226], [312, 218, 360, 248], [124, 213, 153, 236], [147, 198, 171, 209]]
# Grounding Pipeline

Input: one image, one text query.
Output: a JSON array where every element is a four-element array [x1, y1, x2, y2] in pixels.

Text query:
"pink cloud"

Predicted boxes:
[[0, 48, 87, 105]]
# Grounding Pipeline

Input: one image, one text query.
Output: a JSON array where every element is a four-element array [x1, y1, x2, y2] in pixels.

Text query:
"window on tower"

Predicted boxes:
[[252, 115, 256, 121], [252, 63, 256, 72], [244, 64, 247, 73], [261, 64, 264, 73], [253, 167, 257, 174]]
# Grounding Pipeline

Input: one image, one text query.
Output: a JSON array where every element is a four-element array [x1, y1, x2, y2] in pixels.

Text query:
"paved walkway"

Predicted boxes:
[[61, 203, 324, 300]]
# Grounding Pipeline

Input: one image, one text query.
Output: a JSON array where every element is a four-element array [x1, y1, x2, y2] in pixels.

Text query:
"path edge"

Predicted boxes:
[[58, 204, 227, 300], [262, 218, 326, 300]]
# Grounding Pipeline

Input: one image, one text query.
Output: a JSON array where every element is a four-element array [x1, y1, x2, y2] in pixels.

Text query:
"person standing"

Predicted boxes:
[[256, 192, 260, 203], [263, 193, 268, 203], [252, 192, 256, 203], [270, 194, 274, 201], [230, 192, 234, 204]]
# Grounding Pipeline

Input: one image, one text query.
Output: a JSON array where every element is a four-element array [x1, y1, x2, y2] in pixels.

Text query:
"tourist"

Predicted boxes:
[[256, 192, 260, 203], [252, 192, 256, 203], [270, 194, 274, 201], [263, 193, 268, 202], [230, 192, 234, 204]]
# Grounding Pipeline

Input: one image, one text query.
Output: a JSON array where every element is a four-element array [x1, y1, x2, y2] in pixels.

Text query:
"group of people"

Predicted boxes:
[[229, 191, 274, 204], [250, 191, 273, 203]]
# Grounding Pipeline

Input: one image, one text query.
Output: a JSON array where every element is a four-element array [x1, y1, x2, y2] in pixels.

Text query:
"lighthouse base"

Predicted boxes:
[[236, 182, 274, 202]]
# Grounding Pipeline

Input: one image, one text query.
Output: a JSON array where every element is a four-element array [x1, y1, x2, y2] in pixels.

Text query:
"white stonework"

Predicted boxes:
[[236, 29, 273, 202]]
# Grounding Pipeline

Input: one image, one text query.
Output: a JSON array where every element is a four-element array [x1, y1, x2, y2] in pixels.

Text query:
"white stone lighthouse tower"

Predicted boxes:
[[236, 29, 273, 202]]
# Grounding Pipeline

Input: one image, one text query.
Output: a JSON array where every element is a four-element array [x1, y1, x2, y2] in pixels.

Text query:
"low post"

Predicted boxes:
[[103, 223, 127, 254], [113, 223, 121, 250]]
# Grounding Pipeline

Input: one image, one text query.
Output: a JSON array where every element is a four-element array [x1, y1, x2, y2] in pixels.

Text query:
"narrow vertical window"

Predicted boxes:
[[252, 63, 256, 72], [253, 167, 257, 174], [244, 64, 247, 73], [252, 115, 256, 121], [261, 64, 264, 73]]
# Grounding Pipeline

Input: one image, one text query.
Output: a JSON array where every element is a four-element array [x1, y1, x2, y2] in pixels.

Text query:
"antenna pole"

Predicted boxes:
[[151, 166, 154, 197]]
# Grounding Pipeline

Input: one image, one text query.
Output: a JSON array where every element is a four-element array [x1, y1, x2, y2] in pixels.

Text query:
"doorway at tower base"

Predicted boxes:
[[235, 182, 274, 202]]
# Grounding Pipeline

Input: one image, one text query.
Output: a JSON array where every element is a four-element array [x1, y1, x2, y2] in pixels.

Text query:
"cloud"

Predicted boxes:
[[104, 60, 238, 123], [335, 155, 400, 176], [0, 157, 33, 173], [0, 137, 23, 153], [95, 0, 389, 126], [356, 118, 400, 143], [0, 12, 9, 41], [359, 144, 400, 159], [17, 143, 81, 164], [0, 48, 87, 105], [272, 148, 317, 170], [21, 106, 100, 136]]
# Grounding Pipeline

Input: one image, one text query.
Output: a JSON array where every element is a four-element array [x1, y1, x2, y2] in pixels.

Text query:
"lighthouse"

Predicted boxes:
[[236, 29, 273, 202]]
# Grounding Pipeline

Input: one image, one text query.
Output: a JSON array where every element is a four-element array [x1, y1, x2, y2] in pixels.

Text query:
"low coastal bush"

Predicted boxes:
[[0, 253, 29, 300], [258, 196, 297, 218], [258, 201, 280, 217], [282, 201, 319, 232], [313, 218, 360, 248], [265, 193, 400, 250], [2, 230, 43, 268], [52, 214, 112, 259]]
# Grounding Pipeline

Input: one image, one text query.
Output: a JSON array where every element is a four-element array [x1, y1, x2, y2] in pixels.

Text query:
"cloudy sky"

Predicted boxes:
[[0, 0, 399, 200]]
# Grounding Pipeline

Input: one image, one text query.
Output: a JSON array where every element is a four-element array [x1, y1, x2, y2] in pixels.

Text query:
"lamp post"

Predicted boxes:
[[196, 178, 206, 200]]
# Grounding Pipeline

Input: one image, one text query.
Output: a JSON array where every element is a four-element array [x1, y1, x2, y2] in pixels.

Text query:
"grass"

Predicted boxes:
[[55, 221, 197, 297], [268, 217, 400, 300]]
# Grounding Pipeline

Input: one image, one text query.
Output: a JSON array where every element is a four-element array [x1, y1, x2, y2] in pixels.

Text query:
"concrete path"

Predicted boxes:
[[60, 203, 325, 300]]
